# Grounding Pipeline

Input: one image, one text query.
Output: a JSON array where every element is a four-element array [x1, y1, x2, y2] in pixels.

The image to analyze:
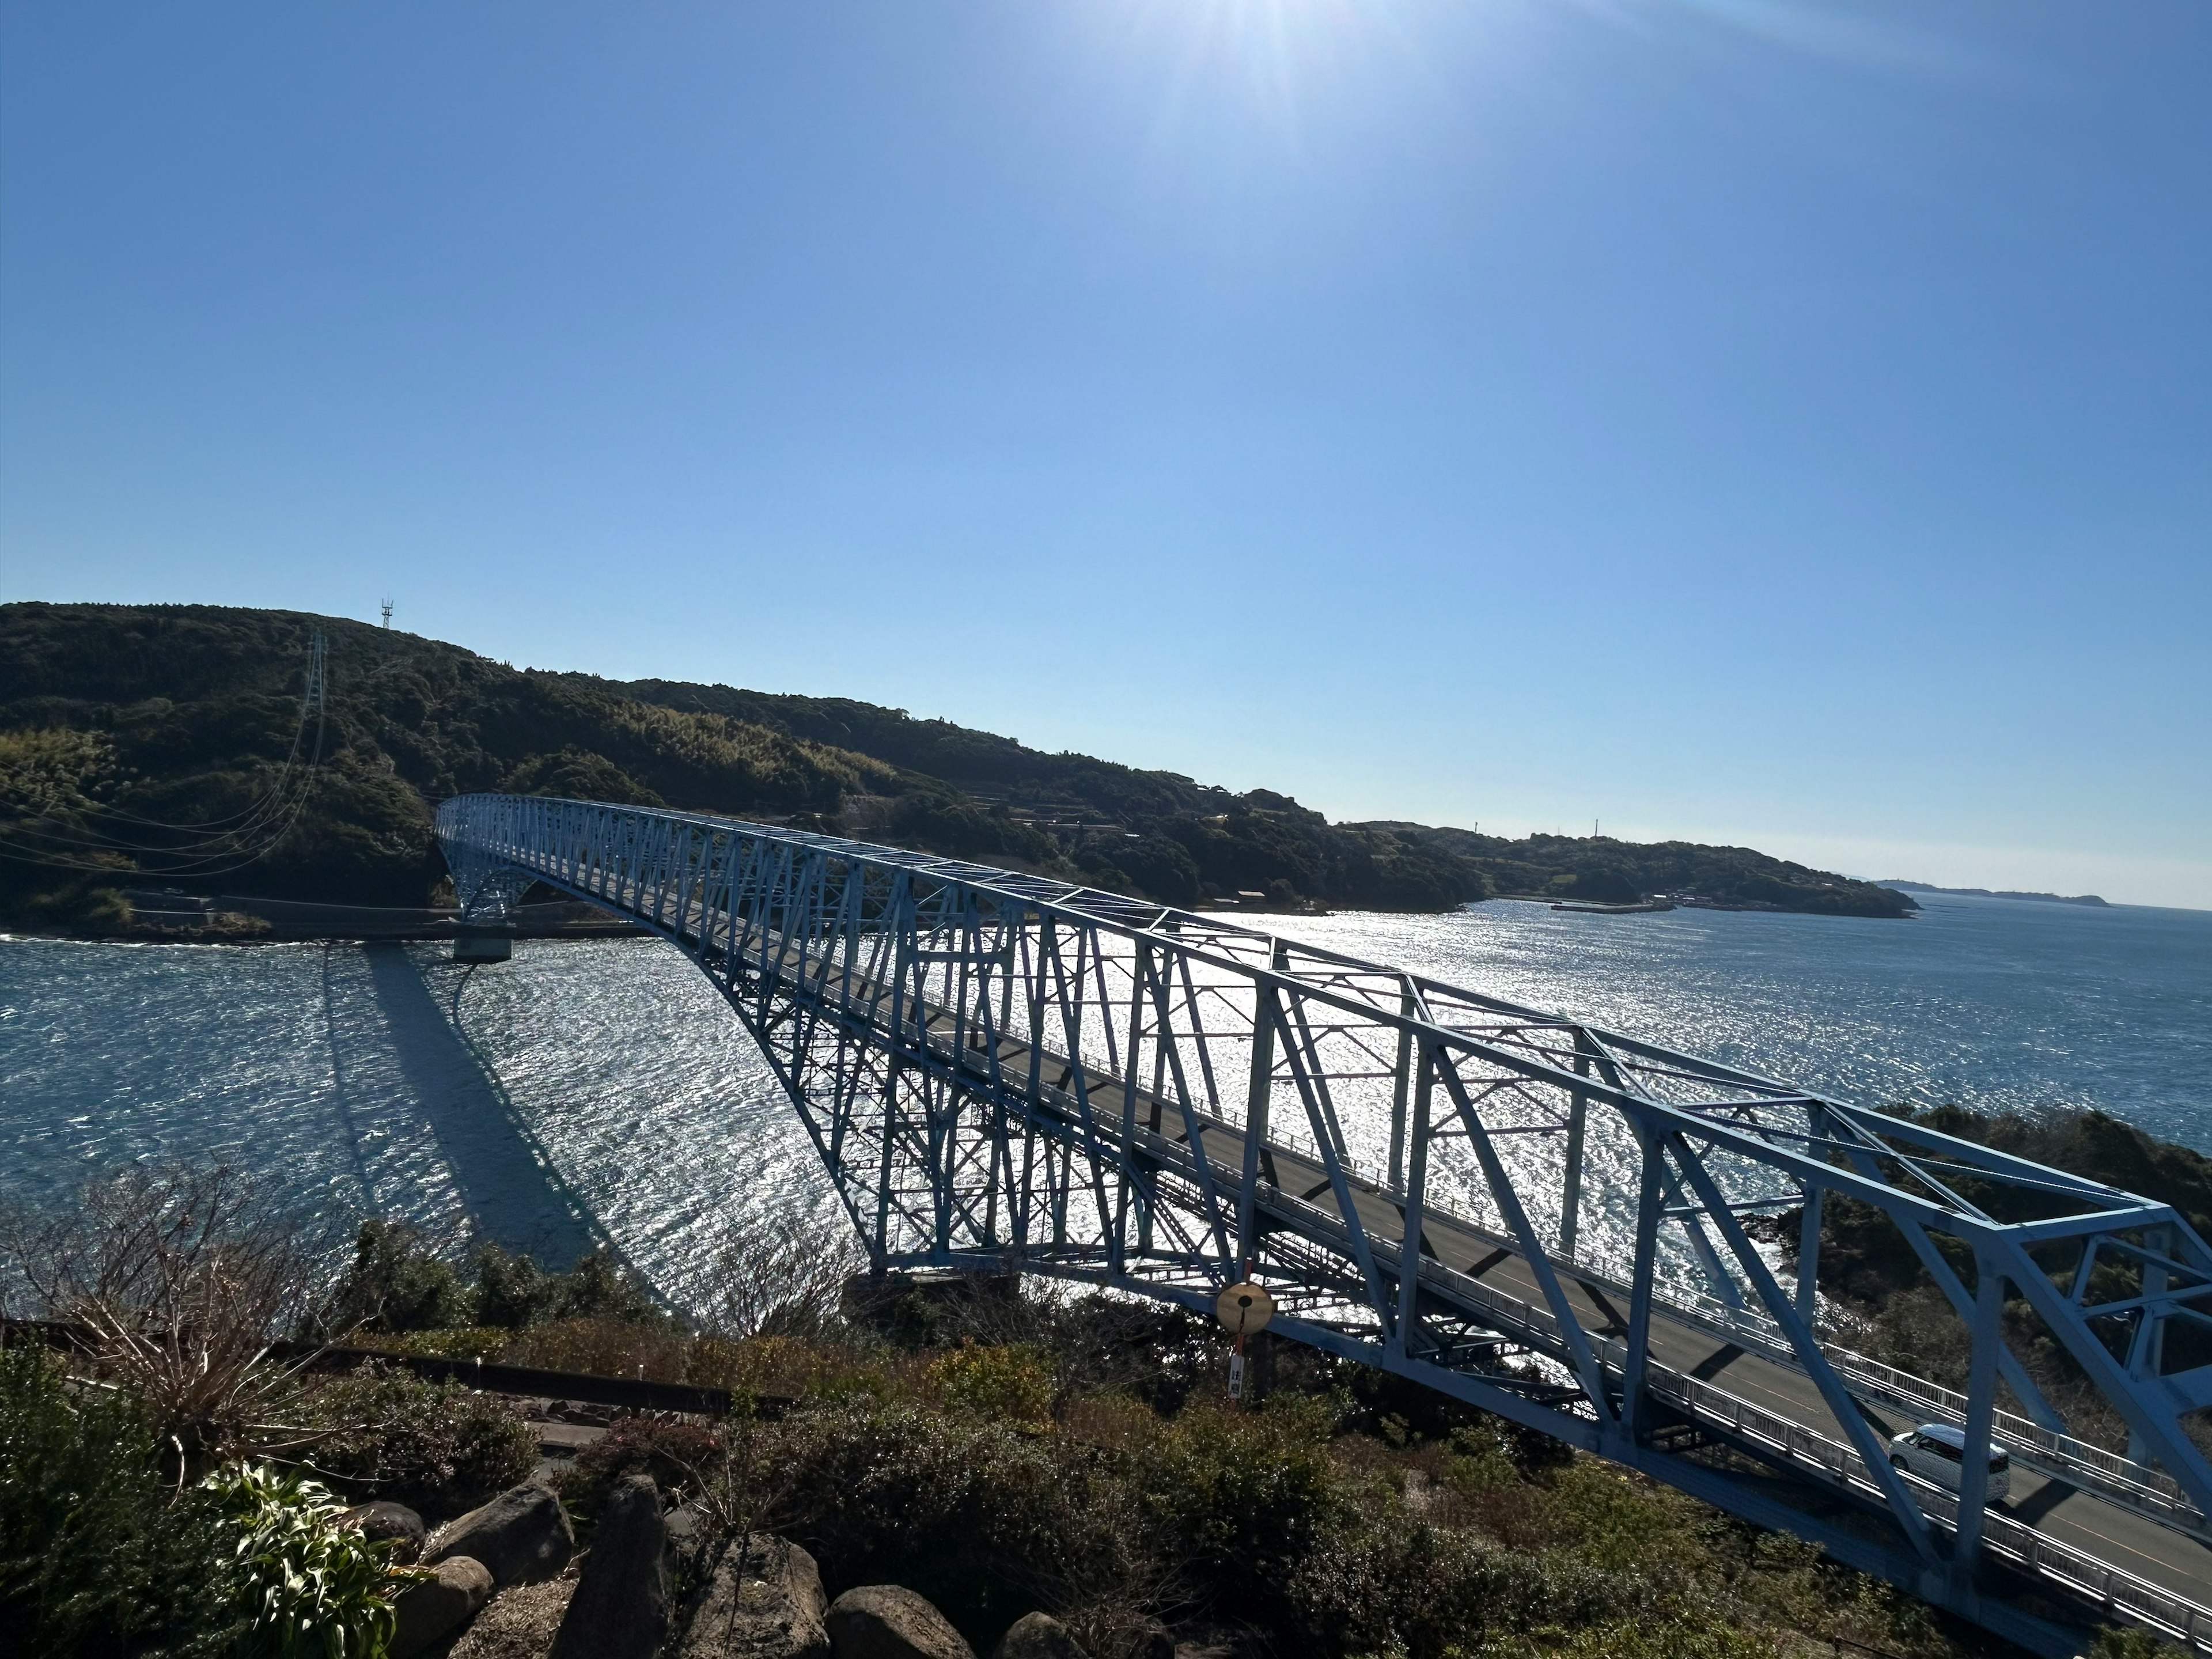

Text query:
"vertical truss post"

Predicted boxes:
[[1560, 1033, 1593, 1258], [1620, 1120, 1666, 1445], [1796, 1101, 1827, 1330], [1392, 1038, 1434, 1361], [1388, 983, 1414, 1194], [2125, 1225, 2169, 1465], [1952, 1249, 2005, 1594], [1236, 943, 1287, 1268], [1112, 940, 1150, 1275]]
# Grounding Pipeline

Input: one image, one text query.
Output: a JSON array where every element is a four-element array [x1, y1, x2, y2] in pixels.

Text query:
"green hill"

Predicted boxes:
[[0, 603, 1914, 931]]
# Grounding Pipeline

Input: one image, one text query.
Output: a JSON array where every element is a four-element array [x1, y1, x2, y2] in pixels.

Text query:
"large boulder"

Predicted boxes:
[[392, 1556, 495, 1658], [549, 1475, 669, 1659], [825, 1585, 975, 1659], [426, 1483, 575, 1588], [344, 1500, 428, 1563], [991, 1613, 1085, 1659], [676, 1534, 830, 1659]]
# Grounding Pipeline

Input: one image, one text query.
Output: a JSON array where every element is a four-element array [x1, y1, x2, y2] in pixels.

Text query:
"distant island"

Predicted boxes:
[[1879, 880, 2110, 908], [0, 603, 1919, 931]]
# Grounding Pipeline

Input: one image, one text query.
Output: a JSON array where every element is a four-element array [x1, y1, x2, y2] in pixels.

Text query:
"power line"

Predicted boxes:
[[0, 631, 329, 878]]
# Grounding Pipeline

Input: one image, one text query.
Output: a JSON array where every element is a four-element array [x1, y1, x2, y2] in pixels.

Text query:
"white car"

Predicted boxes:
[[1888, 1423, 2010, 1501]]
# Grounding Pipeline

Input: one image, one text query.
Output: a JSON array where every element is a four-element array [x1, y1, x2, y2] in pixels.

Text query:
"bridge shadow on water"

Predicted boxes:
[[361, 945, 601, 1268]]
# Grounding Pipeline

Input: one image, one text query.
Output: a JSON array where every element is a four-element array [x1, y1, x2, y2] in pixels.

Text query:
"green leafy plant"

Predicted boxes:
[[204, 1461, 412, 1659]]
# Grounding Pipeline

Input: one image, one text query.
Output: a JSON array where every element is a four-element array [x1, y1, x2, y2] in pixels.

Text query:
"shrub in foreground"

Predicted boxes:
[[0, 1343, 241, 1658], [320, 1221, 662, 1336], [299, 1363, 535, 1517], [926, 1339, 1054, 1426], [1, 1346, 423, 1659], [1138, 1397, 1349, 1631], [765, 1396, 1071, 1637], [552, 1415, 724, 1523]]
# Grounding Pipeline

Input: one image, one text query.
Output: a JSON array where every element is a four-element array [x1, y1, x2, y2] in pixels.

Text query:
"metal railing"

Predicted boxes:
[[1575, 1256, 2209, 1533]]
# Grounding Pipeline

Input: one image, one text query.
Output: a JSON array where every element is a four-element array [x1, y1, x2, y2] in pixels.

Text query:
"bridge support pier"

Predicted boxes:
[[454, 923, 513, 962]]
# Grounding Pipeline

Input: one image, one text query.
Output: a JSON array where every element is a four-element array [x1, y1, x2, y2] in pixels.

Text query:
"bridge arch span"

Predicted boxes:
[[438, 792, 2212, 1655]]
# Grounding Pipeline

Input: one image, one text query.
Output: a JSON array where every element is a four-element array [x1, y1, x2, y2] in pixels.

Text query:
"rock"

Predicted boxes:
[[392, 1556, 496, 1657], [426, 1482, 575, 1588], [992, 1613, 1085, 1659], [344, 1499, 428, 1562], [825, 1585, 975, 1659], [449, 1576, 578, 1659], [676, 1534, 830, 1659], [664, 1503, 707, 1580], [549, 1475, 669, 1659]]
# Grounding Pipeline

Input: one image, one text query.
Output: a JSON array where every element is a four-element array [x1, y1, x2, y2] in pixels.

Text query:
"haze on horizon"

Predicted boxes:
[[2, 3, 2205, 909]]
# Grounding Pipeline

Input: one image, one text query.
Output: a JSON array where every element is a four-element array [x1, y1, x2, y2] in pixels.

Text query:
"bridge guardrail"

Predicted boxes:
[[1559, 1249, 2209, 1534], [1639, 1355, 2212, 1652]]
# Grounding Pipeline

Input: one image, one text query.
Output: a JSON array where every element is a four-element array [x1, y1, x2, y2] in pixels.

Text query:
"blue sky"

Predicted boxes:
[[3, 2, 2206, 906]]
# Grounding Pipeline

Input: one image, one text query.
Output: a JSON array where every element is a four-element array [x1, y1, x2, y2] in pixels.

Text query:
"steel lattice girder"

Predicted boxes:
[[437, 793, 2212, 1656]]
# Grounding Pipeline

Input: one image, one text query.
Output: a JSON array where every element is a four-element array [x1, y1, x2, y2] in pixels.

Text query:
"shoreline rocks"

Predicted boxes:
[[343, 1499, 427, 1563], [991, 1613, 1084, 1659], [447, 1574, 580, 1659]]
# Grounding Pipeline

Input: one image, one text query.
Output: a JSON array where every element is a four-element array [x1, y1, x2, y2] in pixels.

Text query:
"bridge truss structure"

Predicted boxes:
[[438, 794, 2212, 1655]]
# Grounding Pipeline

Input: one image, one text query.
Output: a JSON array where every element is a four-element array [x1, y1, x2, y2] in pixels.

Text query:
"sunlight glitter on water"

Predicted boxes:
[[2, 892, 2205, 1312]]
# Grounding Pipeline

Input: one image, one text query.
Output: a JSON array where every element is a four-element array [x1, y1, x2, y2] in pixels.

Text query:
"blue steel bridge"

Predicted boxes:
[[438, 793, 2212, 1656]]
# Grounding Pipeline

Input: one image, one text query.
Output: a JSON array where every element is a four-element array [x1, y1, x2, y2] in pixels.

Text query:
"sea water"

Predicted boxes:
[[3, 891, 2205, 1312]]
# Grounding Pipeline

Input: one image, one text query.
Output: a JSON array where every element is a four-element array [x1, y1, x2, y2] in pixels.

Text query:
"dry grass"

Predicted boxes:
[[0, 1162, 331, 1480], [446, 1570, 578, 1659]]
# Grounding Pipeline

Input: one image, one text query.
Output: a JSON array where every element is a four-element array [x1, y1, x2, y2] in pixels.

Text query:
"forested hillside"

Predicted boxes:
[[0, 604, 1913, 930]]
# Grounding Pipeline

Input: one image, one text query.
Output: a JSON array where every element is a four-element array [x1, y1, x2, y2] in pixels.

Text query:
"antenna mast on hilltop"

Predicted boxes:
[[380, 599, 393, 628]]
